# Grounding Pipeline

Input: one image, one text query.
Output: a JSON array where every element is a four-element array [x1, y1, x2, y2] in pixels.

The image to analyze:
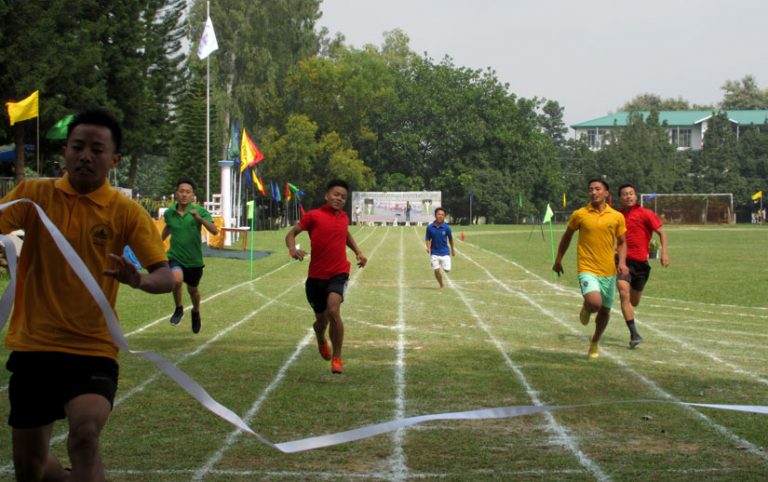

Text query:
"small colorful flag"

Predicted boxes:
[[254, 172, 266, 197], [246, 200, 254, 220], [752, 191, 763, 200], [285, 182, 292, 201], [197, 17, 219, 60], [542, 203, 554, 224], [240, 129, 264, 172], [6, 90, 39, 126], [45, 113, 73, 140], [563, 192, 567, 208], [518, 193, 523, 208]]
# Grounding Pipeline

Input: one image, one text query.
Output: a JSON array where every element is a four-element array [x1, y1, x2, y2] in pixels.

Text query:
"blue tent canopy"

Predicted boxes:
[[0, 144, 35, 162]]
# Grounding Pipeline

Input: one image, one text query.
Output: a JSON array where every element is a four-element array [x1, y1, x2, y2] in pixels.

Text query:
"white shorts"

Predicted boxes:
[[430, 255, 452, 272]]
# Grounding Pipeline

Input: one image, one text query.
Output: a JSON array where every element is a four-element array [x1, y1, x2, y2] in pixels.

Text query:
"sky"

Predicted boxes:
[[317, 0, 768, 131]]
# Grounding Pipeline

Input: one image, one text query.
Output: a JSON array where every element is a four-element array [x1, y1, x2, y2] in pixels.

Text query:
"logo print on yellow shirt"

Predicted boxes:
[[90, 223, 114, 246]]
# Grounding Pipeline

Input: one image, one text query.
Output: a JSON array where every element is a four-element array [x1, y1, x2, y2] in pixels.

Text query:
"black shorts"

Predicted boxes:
[[305, 274, 349, 314], [6, 351, 119, 429], [169, 260, 204, 287], [616, 256, 652, 292]]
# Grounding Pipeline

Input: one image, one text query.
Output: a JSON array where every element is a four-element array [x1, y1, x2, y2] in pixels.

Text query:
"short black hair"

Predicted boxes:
[[67, 108, 122, 153], [587, 178, 609, 191], [434, 207, 446, 216], [618, 183, 637, 195], [326, 179, 349, 192], [176, 176, 197, 191]]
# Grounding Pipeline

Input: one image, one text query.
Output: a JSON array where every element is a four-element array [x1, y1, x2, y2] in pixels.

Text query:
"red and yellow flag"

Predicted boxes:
[[6, 90, 39, 126], [252, 171, 266, 196], [240, 129, 264, 172]]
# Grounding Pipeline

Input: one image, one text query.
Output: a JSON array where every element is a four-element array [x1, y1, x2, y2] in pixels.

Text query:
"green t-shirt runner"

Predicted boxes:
[[162, 176, 219, 334], [163, 201, 214, 268]]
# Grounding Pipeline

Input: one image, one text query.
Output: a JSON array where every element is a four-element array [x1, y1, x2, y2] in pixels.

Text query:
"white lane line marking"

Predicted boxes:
[[458, 249, 768, 462], [191, 228, 390, 479], [388, 227, 409, 480]]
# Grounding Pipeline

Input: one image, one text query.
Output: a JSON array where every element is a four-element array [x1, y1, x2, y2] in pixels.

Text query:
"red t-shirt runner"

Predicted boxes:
[[298, 204, 351, 279], [620, 204, 663, 261]]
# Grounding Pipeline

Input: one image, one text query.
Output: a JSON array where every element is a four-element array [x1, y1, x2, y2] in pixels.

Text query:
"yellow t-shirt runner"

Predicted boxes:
[[0, 176, 168, 360], [567, 204, 626, 276]]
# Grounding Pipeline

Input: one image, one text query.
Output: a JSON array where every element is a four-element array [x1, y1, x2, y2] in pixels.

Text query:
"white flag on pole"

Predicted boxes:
[[197, 16, 219, 59]]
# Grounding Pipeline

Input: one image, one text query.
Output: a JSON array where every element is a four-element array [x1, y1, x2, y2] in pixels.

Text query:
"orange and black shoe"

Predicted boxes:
[[317, 340, 332, 361], [331, 357, 344, 374]]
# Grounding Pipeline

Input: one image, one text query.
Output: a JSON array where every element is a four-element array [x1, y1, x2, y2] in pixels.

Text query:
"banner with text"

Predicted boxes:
[[351, 191, 442, 224]]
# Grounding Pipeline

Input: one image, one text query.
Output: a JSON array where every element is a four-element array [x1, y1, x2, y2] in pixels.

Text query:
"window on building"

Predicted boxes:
[[670, 128, 692, 148], [587, 128, 604, 149]]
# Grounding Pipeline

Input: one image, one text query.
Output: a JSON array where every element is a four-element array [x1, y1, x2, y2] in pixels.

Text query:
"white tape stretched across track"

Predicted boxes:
[[0, 199, 765, 454]]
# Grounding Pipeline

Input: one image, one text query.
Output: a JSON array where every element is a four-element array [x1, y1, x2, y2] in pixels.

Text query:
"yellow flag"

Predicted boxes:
[[6, 90, 39, 125], [752, 191, 763, 200], [563, 192, 567, 208]]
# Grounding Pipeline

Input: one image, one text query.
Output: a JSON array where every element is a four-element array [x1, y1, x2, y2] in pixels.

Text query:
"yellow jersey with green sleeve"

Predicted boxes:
[[0, 175, 168, 360], [566, 204, 626, 277]]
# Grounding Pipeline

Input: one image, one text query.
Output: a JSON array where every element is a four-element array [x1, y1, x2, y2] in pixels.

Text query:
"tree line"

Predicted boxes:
[[1, 1, 766, 223]]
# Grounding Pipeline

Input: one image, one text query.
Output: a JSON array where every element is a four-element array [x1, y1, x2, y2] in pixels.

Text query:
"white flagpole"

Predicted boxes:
[[197, 9, 218, 206], [236, 170, 242, 228], [205, 1, 211, 205]]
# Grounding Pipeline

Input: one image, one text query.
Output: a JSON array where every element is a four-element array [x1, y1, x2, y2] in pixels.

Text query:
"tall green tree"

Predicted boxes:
[[187, 0, 322, 156], [260, 113, 373, 208], [696, 112, 746, 200], [127, 0, 187, 188], [167, 76, 213, 194], [595, 111, 686, 194], [720, 75, 768, 110], [619, 93, 692, 112], [370, 54, 560, 222], [0, 1, 185, 185], [0, 1, 108, 179]]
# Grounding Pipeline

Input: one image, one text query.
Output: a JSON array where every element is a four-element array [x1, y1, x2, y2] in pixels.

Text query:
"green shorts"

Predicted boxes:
[[578, 272, 616, 308]]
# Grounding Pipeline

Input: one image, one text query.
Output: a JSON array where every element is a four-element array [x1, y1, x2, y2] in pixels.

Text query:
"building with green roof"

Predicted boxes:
[[571, 110, 768, 151]]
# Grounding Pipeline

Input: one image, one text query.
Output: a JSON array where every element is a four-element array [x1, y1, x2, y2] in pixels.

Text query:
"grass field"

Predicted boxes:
[[0, 223, 767, 481]]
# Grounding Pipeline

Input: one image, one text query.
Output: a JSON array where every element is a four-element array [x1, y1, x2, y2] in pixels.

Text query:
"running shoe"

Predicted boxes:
[[331, 357, 344, 374], [170, 306, 183, 326], [317, 340, 332, 361], [191, 311, 201, 334], [579, 307, 591, 326], [588, 341, 599, 359], [629, 334, 643, 349]]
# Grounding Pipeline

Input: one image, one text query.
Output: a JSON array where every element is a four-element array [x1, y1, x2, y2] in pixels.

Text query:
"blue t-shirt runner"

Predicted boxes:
[[426, 222, 453, 255], [425, 208, 455, 288]]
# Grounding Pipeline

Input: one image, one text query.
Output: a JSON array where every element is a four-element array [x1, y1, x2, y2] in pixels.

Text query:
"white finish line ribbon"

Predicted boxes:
[[0, 199, 766, 454]]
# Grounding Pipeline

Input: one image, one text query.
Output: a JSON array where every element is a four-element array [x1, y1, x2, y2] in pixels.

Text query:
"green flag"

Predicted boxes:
[[518, 193, 523, 207], [45, 114, 73, 140], [246, 200, 254, 220], [542, 203, 554, 224]]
